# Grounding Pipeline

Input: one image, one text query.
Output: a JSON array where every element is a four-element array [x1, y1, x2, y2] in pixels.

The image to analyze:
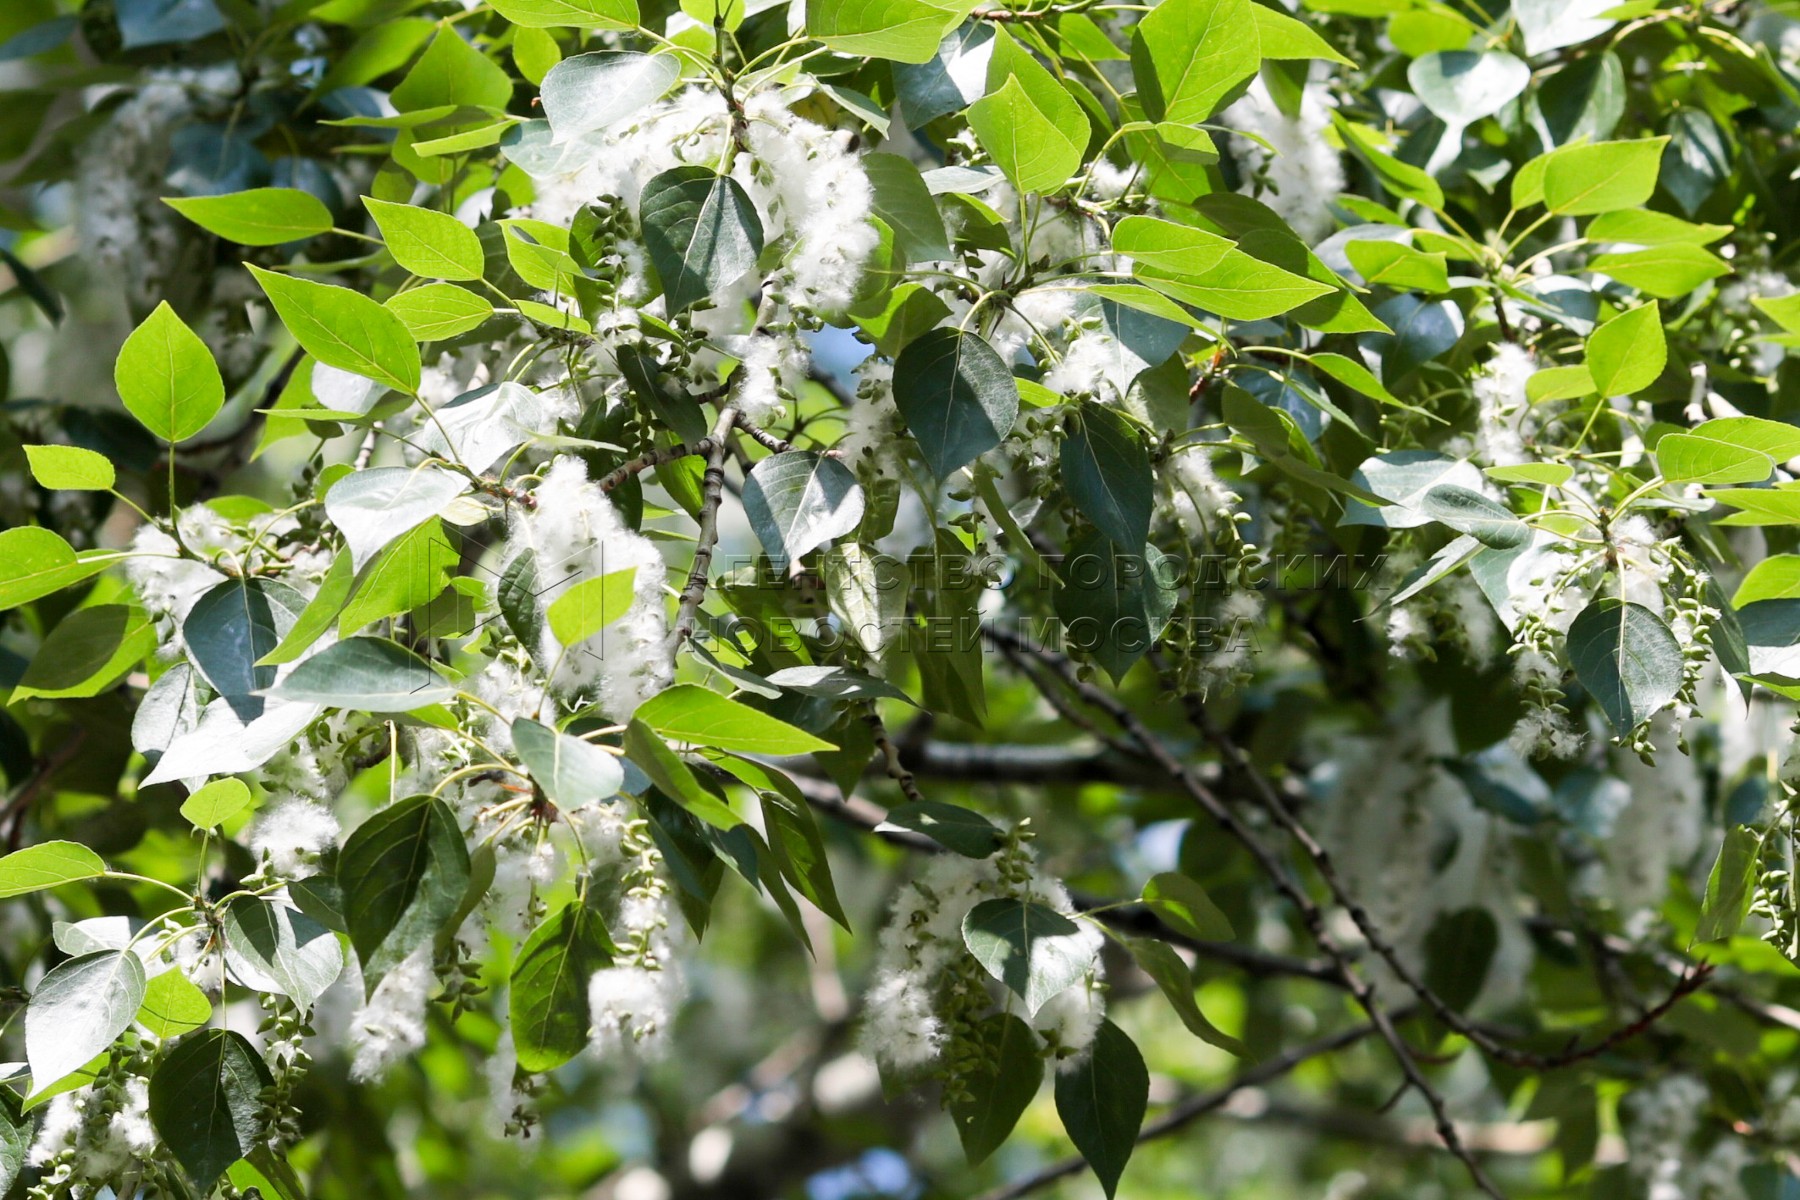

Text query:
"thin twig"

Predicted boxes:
[[667, 405, 739, 654], [982, 626, 1507, 1199], [1169, 680, 1711, 1071], [596, 438, 717, 493]]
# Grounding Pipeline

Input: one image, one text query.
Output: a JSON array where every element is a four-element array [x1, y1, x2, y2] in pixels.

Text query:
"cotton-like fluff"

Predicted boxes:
[[1623, 1074, 1711, 1199], [1222, 77, 1344, 244], [28, 1076, 157, 1182], [861, 855, 999, 1074], [486, 1030, 531, 1137], [247, 798, 340, 880], [1471, 343, 1536, 466], [124, 523, 227, 658], [724, 332, 808, 426], [836, 359, 906, 480], [588, 958, 685, 1056], [741, 90, 880, 312], [349, 945, 435, 1081], [1600, 716, 1703, 921], [509, 456, 670, 720]]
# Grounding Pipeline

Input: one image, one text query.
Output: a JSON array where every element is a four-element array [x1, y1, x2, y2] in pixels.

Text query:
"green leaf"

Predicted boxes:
[[1053, 534, 1176, 682], [512, 717, 624, 806], [1588, 244, 1728, 298], [339, 794, 471, 993], [12, 604, 155, 703], [1252, 4, 1352, 65], [962, 897, 1098, 1015], [1658, 417, 1800, 486], [635, 684, 835, 754], [743, 451, 866, 573], [1566, 598, 1683, 734], [1422, 907, 1498, 1010], [135, 969, 212, 1039], [0, 528, 121, 611], [115, 301, 225, 442], [259, 552, 355, 666], [1131, 0, 1257, 125], [732, 758, 850, 928], [1124, 936, 1243, 1055], [247, 266, 422, 395], [338, 519, 459, 635], [511, 901, 616, 1072], [1054, 1020, 1148, 1199], [1333, 115, 1444, 211], [1141, 872, 1233, 941], [364, 198, 484, 281], [638, 166, 764, 314], [1136, 247, 1334, 321], [267, 636, 455, 711], [164, 188, 333, 246], [863, 152, 950, 263], [323, 463, 469, 569], [764, 665, 916, 704], [1407, 50, 1529, 126], [491, 0, 636, 26], [948, 1012, 1042, 1165], [540, 51, 679, 142], [26, 951, 147, 1095], [184, 578, 308, 708], [386, 283, 493, 340], [180, 778, 254, 830], [967, 61, 1087, 195], [1419, 485, 1528, 549], [546, 568, 638, 646], [0, 1090, 30, 1195], [1343, 240, 1450, 292], [1696, 825, 1761, 944], [1585, 303, 1666, 396], [624, 719, 744, 831], [1111, 215, 1233, 275], [1588, 209, 1730, 247], [876, 799, 1003, 857], [1542, 137, 1669, 215], [221, 897, 344, 1008], [806, 0, 976, 64], [391, 24, 514, 112], [1061, 403, 1152, 549], [1486, 463, 1574, 486], [24, 444, 114, 490], [1514, 0, 1616, 56], [892, 327, 1020, 479], [148, 1030, 273, 1193], [0, 840, 105, 898], [1735, 556, 1800, 607]]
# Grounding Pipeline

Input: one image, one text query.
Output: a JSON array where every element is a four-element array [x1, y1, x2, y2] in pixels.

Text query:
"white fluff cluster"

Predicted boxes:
[[1623, 1074, 1711, 1198], [1470, 343, 1536, 466], [860, 854, 1106, 1075], [725, 332, 808, 425], [247, 797, 340, 880], [509, 456, 671, 720], [1598, 716, 1703, 919], [836, 359, 906, 480], [123, 523, 225, 658], [349, 946, 436, 1082], [487, 834, 566, 939], [863, 855, 1000, 1073], [29, 1076, 157, 1181], [1221, 77, 1344, 244], [742, 89, 881, 312], [1611, 514, 1675, 610], [587, 956, 685, 1056], [74, 66, 240, 310]]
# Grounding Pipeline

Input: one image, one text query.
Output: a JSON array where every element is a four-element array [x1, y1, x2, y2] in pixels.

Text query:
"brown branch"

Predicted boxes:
[[863, 707, 927, 807], [1167, 679, 1712, 1071], [597, 438, 718, 493], [667, 406, 739, 654], [971, 1018, 1389, 1200], [981, 626, 1507, 1199]]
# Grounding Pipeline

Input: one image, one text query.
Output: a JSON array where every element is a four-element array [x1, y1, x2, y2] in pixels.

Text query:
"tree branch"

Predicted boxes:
[[982, 626, 1508, 1199], [667, 405, 739, 654]]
